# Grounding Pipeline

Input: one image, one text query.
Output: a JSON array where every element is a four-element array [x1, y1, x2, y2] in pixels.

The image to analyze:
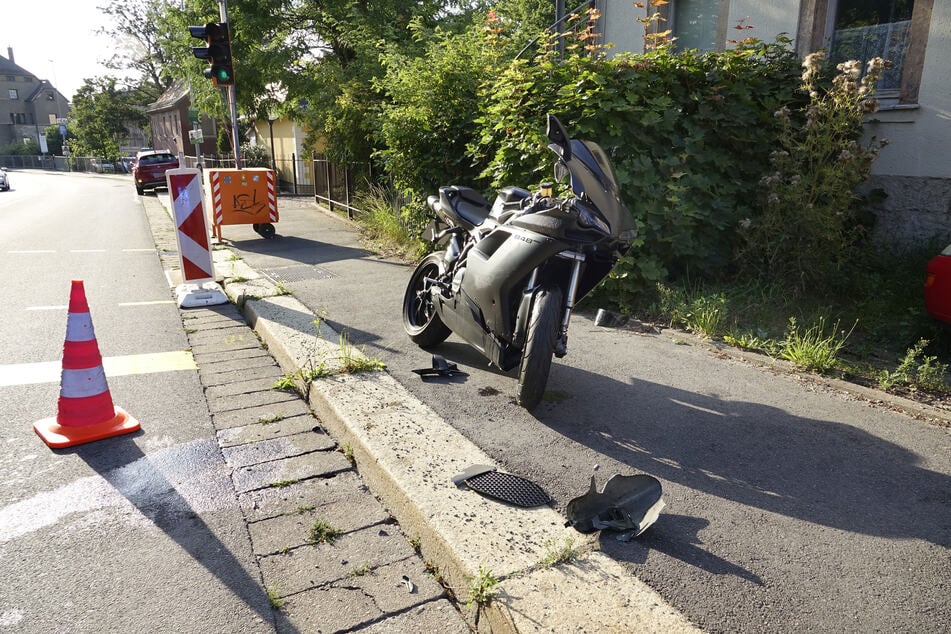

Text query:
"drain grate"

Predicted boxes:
[[453, 466, 551, 508], [261, 264, 336, 284]]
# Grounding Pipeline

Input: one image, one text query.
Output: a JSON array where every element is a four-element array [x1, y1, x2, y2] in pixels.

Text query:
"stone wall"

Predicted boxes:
[[863, 175, 951, 246]]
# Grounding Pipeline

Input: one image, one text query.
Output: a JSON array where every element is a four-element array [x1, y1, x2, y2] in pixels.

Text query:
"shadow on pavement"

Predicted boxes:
[[539, 363, 951, 550], [70, 435, 298, 632], [226, 235, 369, 266]]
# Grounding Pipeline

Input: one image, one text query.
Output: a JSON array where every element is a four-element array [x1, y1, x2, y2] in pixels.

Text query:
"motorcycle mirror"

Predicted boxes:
[[546, 114, 572, 162], [554, 161, 569, 183]]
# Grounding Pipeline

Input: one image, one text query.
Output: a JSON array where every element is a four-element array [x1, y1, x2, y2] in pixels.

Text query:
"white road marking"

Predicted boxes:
[[0, 350, 197, 387]]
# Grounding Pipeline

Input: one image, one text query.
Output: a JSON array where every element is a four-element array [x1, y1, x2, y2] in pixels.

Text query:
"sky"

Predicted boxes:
[[1, 0, 130, 101]]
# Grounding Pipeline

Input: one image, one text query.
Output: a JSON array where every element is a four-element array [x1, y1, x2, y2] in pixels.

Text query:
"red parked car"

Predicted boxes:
[[132, 150, 179, 195], [925, 243, 951, 324]]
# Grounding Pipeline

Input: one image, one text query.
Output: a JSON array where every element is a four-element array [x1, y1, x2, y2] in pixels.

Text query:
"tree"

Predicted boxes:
[[43, 125, 68, 156], [68, 77, 148, 159], [98, 0, 174, 96]]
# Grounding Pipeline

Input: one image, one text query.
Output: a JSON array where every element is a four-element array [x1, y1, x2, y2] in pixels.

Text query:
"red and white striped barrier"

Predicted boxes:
[[265, 169, 278, 222], [209, 170, 224, 228], [167, 167, 214, 283], [34, 280, 140, 448], [166, 167, 228, 307]]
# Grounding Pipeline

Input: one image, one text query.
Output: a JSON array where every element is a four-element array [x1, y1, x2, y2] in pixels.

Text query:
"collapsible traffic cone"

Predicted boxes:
[[33, 280, 140, 448]]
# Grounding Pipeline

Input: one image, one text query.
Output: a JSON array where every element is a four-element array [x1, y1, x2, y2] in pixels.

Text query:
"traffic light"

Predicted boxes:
[[189, 22, 234, 86]]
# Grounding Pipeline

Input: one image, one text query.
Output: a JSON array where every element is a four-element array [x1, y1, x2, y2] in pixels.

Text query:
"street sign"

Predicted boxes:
[[188, 129, 204, 143]]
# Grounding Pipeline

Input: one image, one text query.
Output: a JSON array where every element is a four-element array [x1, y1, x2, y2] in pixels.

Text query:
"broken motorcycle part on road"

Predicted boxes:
[[452, 465, 551, 508], [412, 355, 467, 379], [565, 473, 665, 536]]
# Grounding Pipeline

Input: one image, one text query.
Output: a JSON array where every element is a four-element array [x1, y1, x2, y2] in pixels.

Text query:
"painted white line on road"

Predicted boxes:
[[25, 300, 175, 310], [0, 350, 197, 387]]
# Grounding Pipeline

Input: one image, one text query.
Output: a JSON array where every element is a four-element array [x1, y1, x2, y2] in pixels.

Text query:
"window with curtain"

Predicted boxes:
[[829, 0, 915, 94]]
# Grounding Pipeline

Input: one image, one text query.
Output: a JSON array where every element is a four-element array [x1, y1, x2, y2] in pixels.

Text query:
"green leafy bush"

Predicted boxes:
[[472, 28, 802, 302]]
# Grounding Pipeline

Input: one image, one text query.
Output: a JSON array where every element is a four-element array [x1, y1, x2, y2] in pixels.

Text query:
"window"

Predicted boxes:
[[8, 88, 18, 100], [828, 0, 913, 94], [672, 0, 722, 51], [803, 0, 933, 104]]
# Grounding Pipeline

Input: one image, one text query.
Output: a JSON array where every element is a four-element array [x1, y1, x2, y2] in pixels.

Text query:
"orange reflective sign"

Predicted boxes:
[[207, 168, 278, 226]]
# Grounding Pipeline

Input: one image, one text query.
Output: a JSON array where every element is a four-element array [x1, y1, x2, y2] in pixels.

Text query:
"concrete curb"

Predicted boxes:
[[224, 280, 700, 633]]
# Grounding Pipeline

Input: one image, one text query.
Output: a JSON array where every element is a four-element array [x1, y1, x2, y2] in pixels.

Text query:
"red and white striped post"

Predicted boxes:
[[166, 167, 228, 307]]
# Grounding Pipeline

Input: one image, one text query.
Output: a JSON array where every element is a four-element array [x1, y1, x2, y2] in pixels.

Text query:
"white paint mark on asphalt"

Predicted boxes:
[[0, 350, 196, 386], [669, 398, 727, 417], [0, 438, 232, 543]]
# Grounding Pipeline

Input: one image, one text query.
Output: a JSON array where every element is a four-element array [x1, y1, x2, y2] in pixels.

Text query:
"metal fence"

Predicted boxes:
[[0, 154, 124, 174], [0, 153, 318, 198], [312, 155, 374, 218]]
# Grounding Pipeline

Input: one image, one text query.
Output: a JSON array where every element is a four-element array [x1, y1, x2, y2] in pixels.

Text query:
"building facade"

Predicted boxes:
[[145, 80, 219, 160], [597, 0, 949, 244], [0, 47, 70, 149]]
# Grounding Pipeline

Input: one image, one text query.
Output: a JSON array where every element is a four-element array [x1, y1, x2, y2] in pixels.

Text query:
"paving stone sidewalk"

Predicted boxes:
[[145, 197, 470, 633]]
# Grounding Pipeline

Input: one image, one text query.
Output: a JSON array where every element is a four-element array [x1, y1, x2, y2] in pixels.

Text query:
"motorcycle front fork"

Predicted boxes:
[[527, 250, 585, 358]]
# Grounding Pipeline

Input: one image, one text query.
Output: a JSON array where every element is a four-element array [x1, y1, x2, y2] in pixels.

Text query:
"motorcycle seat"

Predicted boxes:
[[439, 186, 491, 230]]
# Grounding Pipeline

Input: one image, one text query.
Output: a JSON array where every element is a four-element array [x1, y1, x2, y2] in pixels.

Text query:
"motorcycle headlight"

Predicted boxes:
[[577, 205, 611, 235]]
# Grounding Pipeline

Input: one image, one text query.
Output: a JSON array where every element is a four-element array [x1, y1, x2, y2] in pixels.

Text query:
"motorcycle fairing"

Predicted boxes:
[[561, 139, 636, 242], [462, 224, 563, 340]]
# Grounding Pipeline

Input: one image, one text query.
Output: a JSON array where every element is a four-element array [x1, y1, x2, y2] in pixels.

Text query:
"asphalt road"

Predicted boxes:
[[221, 199, 951, 633], [0, 171, 273, 632]]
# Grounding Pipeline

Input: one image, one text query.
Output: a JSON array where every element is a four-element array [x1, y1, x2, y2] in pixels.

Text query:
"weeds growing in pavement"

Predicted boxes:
[[338, 333, 386, 374], [539, 537, 579, 568], [308, 519, 340, 545], [266, 586, 285, 609], [778, 316, 854, 374], [467, 564, 499, 607], [878, 339, 950, 394]]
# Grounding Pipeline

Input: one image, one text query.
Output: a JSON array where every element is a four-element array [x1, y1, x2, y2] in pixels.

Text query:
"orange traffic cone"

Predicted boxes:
[[33, 280, 140, 448]]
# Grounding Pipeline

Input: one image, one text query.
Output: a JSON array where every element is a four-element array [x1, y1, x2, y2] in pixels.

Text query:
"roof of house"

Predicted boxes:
[[146, 80, 190, 113], [0, 53, 33, 77]]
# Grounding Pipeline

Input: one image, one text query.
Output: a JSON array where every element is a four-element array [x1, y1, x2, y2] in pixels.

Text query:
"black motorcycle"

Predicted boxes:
[[402, 115, 637, 409]]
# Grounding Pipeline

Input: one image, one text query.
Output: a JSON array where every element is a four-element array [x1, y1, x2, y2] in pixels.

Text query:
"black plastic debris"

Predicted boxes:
[[594, 308, 659, 333], [565, 473, 665, 536], [412, 355, 466, 379], [452, 465, 551, 508]]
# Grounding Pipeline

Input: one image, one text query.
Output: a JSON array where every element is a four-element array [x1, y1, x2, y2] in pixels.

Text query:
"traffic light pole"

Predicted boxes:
[[218, 0, 241, 169]]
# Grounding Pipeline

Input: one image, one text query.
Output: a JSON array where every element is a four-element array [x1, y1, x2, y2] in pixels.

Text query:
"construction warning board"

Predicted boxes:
[[207, 168, 278, 227]]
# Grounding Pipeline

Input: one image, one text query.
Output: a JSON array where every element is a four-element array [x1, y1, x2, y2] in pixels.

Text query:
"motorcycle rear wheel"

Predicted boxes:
[[515, 286, 563, 410], [402, 252, 452, 347]]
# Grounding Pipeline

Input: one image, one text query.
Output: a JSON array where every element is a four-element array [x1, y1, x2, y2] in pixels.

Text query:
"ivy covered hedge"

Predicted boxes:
[[470, 36, 804, 306], [376, 12, 878, 308]]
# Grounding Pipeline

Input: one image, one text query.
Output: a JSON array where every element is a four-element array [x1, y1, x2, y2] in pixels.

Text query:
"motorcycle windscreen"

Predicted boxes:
[[564, 140, 637, 240]]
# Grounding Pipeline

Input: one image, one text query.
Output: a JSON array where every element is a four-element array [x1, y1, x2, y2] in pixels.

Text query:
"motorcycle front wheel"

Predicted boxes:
[[402, 252, 452, 348], [515, 286, 563, 410]]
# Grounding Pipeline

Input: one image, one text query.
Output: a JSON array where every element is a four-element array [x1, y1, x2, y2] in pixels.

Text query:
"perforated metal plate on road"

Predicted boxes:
[[462, 470, 551, 508], [261, 264, 336, 284]]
